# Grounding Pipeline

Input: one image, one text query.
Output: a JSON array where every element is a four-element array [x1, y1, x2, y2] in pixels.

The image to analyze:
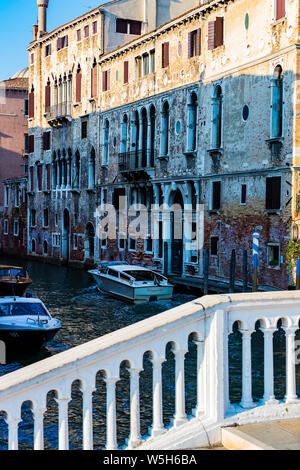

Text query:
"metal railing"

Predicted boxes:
[[119, 150, 155, 172], [45, 102, 72, 120]]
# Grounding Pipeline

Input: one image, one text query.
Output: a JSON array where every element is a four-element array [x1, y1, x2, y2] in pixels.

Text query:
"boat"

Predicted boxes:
[[0, 265, 32, 297], [0, 296, 61, 351], [89, 262, 174, 303]]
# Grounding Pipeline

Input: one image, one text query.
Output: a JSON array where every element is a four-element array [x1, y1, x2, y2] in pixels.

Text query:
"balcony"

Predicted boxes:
[[119, 150, 155, 181], [45, 102, 72, 125]]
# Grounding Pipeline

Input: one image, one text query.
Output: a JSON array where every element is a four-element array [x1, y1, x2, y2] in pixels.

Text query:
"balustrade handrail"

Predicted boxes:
[[2, 290, 300, 450], [45, 102, 72, 119], [119, 150, 156, 171]]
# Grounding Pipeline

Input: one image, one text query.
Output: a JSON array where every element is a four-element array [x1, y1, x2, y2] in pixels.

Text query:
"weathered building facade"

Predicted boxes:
[[28, 0, 300, 290], [0, 70, 29, 256]]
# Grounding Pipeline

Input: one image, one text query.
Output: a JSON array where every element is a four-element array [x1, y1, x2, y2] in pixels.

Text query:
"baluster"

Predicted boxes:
[[261, 327, 277, 405], [240, 329, 255, 409], [56, 396, 70, 450], [81, 384, 95, 450], [5, 413, 20, 450], [33, 406, 46, 450], [285, 327, 298, 404], [151, 356, 165, 438], [105, 377, 119, 450], [194, 340, 206, 418], [173, 348, 188, 427], [127, 368, 142, 449]]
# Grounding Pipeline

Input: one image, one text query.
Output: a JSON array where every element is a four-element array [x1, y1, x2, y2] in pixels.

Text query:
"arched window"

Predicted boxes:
[[150, 105, 156, 167], [91, 59, 98, 99], [89, 147, 96, 189], [43, 240, 48, 255], [187, 92, 198, 152], [161, 101, 169, 156], [76, 65, 82, 103], [131, 111, 139, 168], [74, 150, 80, 188], [120, 114, 128, 155], [52, 151, 57, 189], [141, 108, 148, 167], [31, 239, 36, 253], [271, 65, 283, 139], [103, 120, 110, 165], [211, 85, 222, 149]]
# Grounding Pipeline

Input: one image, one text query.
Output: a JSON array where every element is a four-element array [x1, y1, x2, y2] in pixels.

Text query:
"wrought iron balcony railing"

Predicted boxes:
[[119, 150, 155, 172]]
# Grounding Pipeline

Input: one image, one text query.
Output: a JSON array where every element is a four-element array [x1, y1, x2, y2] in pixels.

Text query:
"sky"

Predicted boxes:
[[0, 0, 111, 80]]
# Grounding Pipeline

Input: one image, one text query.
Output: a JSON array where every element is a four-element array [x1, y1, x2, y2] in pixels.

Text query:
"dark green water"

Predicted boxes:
[[0, 256, 293, 450]]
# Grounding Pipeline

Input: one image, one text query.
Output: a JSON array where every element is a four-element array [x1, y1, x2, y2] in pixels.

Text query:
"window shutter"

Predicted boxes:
[[64, 35, 68, 47], [29, 92, 34, 118], [45, 85, 51, 108], [208, 21, 216, 50], [29, 135, 34, 153], [102, 71, 107, 91], [215, 17, 224, 48], [107, 70, 111, 91], [47, 164, 51, 190], [76, 73, 82, 102], [276, 0, 285, 20], [30, 167, 34, 191], [38, 165, 43, 191], [197, 28, 201, 55], [57, 37, 61, 51], [162, 42, 169, 68], [188, 32, 192, 59], [91, 66, 98, 98], [124, 61, 129, 84]]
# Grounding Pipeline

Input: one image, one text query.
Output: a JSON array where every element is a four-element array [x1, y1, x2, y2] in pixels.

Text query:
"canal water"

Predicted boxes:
[[0, 256, 295, 449]]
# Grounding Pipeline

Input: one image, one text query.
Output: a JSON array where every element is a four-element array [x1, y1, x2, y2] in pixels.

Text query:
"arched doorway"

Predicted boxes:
[[85, 223, 95, 260], [170, 190, 184, 274], [62, 209, 70, 262]]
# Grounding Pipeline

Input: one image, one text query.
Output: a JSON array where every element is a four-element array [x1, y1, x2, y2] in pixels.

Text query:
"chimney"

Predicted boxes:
[[33, 24, 38, 41], [37, 0, 49, 35]]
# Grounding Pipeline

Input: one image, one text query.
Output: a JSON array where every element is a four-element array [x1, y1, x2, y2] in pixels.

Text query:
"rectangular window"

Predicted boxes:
[[14, 220, 19, 237], [52, 233, 61, 248], [102, 70, 110, 92], [42, 131, 51, 151], [24, 134, 29, 154], [143, 54, 149, 76], [124, 61, 129, 84], [43, 209, 49, 227], [77, 29, 81, 41], [92, 21, 98, 34], [116, 18, 128, 33], [267, 244, 280, 268], [38, 165, 43, 191], [276, 0, 285, 20], [15, 186, 20, 207], [145, 236, 153, 253], [24, 98, 29, 116], [81, 121, 88, 139], [91, 65, 98, 98], [4, 187, 9, 207], [162, 42, 169, 68], [45, 44, 51, 57], [30, 167, 34, 192], [4, 220, 8, 235], [211, 181, 221, 210], [130, 20, 141, 35], [208, 17, 224, 50], [31, 209, 36, 227], [266, 176, 281, 210], [129, 236, 136, 251], [84, 25, 89, 38], [46, 164, 51, 191], [29, 135, 35, 153], [241, 184, 247, 205], [150, 49, 156, 73], [188, 29, 201, 58], [74, 234, 79, 250], [116, 18, 141, 35], [57, 36, 68, 51], [210, 236, 219, 256], [118, 233, 126, 251], [135, 56, 142, 79]]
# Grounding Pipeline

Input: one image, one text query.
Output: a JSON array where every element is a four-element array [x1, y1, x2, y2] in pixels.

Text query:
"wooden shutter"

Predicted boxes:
[[29, 135, 34, 153], [38, 165, 43, 191], [197, 28, 201, 55], [162, 42, 169, 68], [91, 66, 98, 98], [102, 71, 107, 92], [47, 164, 51, 190], [124, 61, 129, 84], [45, 85, 51, 108], [215, 17, 224, 48], [29, 92, 34, 118], [276, 0, 285, 20], [107, 70, 111, 91], [208, 21, 216, 50], [57, 37, 61, 51], [30, 167, 34, 191], [266, 177, 281, 210], [76, 73, 82, 102], [188, 32, 192, 58]]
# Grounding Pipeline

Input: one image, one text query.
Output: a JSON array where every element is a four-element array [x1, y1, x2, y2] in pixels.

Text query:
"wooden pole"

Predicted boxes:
[[243, 250, 248, 293], [203, 247, 209, 295], [229, 249, 236, 293]]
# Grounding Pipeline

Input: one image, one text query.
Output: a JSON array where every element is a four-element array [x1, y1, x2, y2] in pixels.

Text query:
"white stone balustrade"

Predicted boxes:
[[1, 292, 300, 450]]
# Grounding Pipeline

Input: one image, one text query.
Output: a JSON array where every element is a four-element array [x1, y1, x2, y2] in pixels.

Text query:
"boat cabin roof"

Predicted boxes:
[[0, 296, 41, 304], [0, 265, 23, 270], [108, 265, 152, 273]]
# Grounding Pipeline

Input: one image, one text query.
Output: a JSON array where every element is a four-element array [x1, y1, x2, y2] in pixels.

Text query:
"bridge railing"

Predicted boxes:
[[1, 291, 300, 450]]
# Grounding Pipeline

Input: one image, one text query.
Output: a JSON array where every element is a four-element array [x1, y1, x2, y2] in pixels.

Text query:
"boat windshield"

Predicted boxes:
[[0, 269, 11, 279], [0, 303, 50, 317], [11, 269, 28, 278], [0, 268, 28, 279], [123, 270, 164, 282]]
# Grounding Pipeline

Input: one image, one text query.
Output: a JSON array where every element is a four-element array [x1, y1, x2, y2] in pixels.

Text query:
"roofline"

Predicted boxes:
[[99, 0, 231, 63], [27, 0, 124, 49]]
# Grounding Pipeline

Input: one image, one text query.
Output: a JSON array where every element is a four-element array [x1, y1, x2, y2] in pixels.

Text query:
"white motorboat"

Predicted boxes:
[[89, 262, 174, 303], [0, 296, 61, 352]]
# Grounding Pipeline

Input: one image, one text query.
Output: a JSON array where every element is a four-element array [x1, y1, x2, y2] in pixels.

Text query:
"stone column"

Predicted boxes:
[[127, 368, 142, 449], [285, 327, 298, 404], [240, 329, 255, 409], [261, 327, 277, 405], [194, 340, 206, 418], [105, 377, 119, 450], [5, 414, 20, 450], [33, 406, 46, 450], [81, 384, 95, 450], [56, 397, 70, 450], [151, 356, 165, 438], [173, 349, 188, 427], [67, 159, 71, 189]]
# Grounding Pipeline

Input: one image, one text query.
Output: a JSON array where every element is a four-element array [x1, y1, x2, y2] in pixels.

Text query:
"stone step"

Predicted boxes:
[[221, 427, 273, 450]]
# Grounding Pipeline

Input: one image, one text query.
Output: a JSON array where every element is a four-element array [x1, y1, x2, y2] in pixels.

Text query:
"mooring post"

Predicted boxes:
[[229, 249, 236, 293], [163, 241, 168, 277], [252, 227, 261, 292], [243, 250, 248, 293], [204, 247, 209, 295], [296, 259, 300, 290]]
